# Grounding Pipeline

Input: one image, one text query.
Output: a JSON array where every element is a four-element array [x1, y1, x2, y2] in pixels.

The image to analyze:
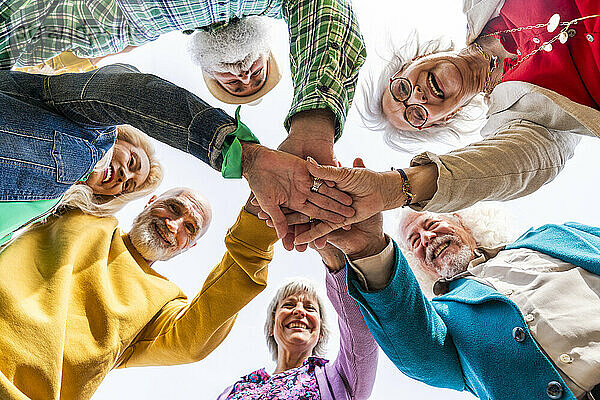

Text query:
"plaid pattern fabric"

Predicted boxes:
[[0, 0, 365, 137]]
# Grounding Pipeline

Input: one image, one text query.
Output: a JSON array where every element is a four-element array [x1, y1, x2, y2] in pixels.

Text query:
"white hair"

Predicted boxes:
[[188, 17, 272, 75], [264, 278, 332, 362], [395, 203, 519, 297], [358, 32, 487, 153], [58, 125, 163, 217]]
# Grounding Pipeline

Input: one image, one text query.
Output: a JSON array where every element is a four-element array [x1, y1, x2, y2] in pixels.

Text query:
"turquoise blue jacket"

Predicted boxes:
[[348, 223, 600, 400]]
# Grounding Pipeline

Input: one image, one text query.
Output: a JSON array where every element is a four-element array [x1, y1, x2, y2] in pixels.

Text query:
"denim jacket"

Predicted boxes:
[[0, 64, 238, 201]]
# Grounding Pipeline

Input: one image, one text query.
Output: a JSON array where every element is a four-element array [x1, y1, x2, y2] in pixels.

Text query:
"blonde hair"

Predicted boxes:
[[264, 278, 332, 362], [58, 125, 163, 217]]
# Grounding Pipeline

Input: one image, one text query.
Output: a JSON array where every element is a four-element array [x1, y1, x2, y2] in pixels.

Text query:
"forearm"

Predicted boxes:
[[410, 122, 580, 212], [325, 268, 378, 399], [346, 241, 465, 389], [283, 0, 366, 138], [118, 210, 278, 367], [29, 64, 237, 171]]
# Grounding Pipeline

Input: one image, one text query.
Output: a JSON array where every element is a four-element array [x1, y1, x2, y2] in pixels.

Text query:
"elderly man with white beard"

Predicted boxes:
[[0, 187, 278, 400], [188, 16, 281, 104], [303, 201, 600, 400]]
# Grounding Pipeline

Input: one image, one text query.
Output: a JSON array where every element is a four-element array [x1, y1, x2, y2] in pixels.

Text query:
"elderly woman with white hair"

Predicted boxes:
[[217, 248, 379, 400], [358, 0, 598, 213], [290, 0, 600, 245]]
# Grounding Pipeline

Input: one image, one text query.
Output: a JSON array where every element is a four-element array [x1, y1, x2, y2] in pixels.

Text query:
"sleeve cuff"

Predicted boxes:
[[409, 151, 452, 212], [347, 235, 394, 291], [227, 208, 279, 251], [221, 107, 260, 179]]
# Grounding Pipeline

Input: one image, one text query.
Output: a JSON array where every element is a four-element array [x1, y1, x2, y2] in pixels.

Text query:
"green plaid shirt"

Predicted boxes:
[[1, 0, 366, 137]]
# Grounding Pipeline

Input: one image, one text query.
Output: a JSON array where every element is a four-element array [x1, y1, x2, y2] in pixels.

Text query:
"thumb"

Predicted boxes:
[[353, 157, 366, 168], [306, 157, 345, 183]]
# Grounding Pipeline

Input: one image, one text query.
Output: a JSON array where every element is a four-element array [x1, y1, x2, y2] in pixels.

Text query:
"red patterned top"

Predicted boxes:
[[482, 0, 600, 109]]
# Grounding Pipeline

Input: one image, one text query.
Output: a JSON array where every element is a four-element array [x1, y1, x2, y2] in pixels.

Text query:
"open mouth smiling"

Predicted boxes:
[[153, 222, 172, 246], [286, 321, 310, 331], [427, 72, 445, 99], [432, 241, 451, 260], [102, 165, 115, 184]]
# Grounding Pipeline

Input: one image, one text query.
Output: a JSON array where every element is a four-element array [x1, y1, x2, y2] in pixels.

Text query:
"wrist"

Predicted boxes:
[[381, 171, 407, 210], [320, 249, 346, 271], [240, 141, 262, 178], [347, 234, 388, 261], [288, 109, 335, 142]]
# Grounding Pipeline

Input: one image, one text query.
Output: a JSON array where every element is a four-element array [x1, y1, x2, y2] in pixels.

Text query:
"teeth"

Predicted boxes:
[[288, 322, 308, 329], [434, 242, 450, 259], [428, 73, 444, 98], [102, 166, 113, 183]]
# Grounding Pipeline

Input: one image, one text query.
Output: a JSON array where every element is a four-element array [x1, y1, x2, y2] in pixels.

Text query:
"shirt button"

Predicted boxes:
[[567, 28, 577, 38], [329, 42, 340, 50], [512, 326, 526, 342], [559, 353, 572, 364], [587, 33, 594, 42], [503, 289, 514, 296], [524, 313, 535, 322], [319, 85, 329, 92], [546, 381, 563, 399], [516, 49, 522, 55], [532, 37, 541, 44]]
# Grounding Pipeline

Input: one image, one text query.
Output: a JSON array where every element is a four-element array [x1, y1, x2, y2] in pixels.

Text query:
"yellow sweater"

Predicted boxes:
[[0, 209, 277, 399]]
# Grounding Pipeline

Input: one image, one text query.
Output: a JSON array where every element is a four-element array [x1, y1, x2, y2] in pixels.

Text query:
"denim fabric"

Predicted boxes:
[[0, 64, 238, 200], [0, 91, 116, 201]]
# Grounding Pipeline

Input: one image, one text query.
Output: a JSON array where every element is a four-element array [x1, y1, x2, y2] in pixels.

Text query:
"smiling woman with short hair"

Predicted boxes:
[[218, 263, 379, 400]]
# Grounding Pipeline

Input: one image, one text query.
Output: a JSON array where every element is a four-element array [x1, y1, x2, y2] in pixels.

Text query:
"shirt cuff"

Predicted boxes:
[[347, 235, 394, 291]]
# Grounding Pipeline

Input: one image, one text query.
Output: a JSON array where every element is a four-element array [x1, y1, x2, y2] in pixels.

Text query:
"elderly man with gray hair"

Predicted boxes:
[[188, 16, 281, 104], [308, 199, 600, 400], [0, 187, 278, 399]]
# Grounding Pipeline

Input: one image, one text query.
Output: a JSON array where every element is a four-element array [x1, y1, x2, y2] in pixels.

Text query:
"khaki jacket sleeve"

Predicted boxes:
[[410, 120, 581, 213], [116, 209, 278, 367]]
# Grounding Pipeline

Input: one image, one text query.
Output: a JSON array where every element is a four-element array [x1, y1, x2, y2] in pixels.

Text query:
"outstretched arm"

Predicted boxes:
[[115, 205, 278, 367]]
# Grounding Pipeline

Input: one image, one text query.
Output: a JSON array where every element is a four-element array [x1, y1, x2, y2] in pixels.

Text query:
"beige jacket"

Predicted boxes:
[[411, 0, 600, 213]]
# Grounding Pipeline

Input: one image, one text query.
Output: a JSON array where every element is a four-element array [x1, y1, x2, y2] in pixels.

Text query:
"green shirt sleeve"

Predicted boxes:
[[0, 198, 61, 246], [282, 0, 367, 140]]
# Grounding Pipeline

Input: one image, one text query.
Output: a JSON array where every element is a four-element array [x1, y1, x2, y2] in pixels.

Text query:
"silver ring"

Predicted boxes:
[[310, 177, 323, 193]]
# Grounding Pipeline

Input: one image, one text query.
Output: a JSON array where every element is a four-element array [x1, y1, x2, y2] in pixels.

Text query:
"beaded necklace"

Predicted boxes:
[[471, 13, 600, 93]]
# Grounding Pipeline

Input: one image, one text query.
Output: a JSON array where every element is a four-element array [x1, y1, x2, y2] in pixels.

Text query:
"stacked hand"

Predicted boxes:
[[241, 142, 354, 239]]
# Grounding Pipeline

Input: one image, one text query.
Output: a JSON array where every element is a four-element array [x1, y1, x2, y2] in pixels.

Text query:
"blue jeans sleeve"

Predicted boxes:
[[1, 64, 237, 171]]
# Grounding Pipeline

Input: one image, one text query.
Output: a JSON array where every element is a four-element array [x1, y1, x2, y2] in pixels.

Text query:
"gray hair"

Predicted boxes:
[[358, 32, 486, 153], [264, 278, 332, 361], [58, 125, 163, 217], [188, 16, 272, 75], [396, 204, 518, 297]]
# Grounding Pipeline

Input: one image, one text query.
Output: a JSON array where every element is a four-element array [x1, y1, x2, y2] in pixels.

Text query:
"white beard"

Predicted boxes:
[[129, 212, 180, 262], [188, 16, 272, 75], [424, 234, 472, 279]]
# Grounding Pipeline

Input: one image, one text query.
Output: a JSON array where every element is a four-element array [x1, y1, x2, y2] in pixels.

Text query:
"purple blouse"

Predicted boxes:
[[226, 357, 328, 400]]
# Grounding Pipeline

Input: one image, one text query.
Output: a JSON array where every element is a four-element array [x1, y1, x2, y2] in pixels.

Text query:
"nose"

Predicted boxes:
[[420, 230, 436, 247], [165, 217, 183, 234], [292, 306, 306, 317], [409, 85, 426, 103], [117, 165, 133, 183], [237, 71, 251, 85]]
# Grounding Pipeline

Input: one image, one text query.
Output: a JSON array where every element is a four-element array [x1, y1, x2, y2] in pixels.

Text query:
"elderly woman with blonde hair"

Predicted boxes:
[[217, 250, 379, 400], [0, 122, 163, 247]]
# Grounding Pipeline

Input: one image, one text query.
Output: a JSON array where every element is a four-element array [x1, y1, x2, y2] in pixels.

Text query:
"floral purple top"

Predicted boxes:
[[226, 357, 328, 400]]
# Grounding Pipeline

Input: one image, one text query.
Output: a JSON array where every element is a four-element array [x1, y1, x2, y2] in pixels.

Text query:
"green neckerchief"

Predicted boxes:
[[221, 106, 260, 179]]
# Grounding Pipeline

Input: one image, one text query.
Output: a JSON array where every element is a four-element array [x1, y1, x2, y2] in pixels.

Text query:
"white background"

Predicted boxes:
[[91, 0, 600, 398]]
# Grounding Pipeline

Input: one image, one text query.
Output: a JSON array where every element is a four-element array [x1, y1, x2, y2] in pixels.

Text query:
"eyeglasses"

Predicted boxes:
[[389, 74, 429, 129]]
